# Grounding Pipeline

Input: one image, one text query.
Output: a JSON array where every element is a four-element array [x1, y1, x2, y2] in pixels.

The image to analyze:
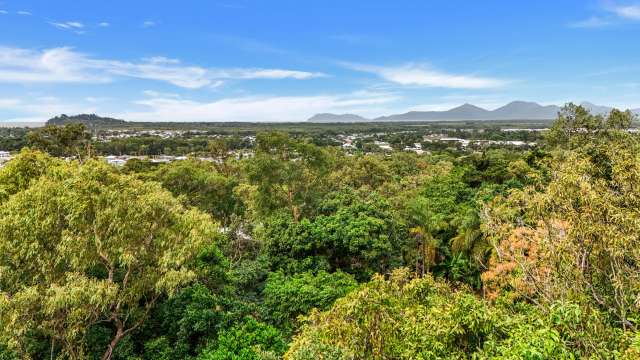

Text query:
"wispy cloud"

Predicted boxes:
[[16, 11, 32, 16], [116, 91, 399, 122], [98, 22, 110, 27], [0, 10, 8, 15], [50, 21, 85, 32], [571, 2, 640, 28], [343, 62, 507, 89], [610, 4, 640, 20], [0, 95, 99, 123], [0, 47, 109, 83], [568, 16, 611, 28], [0, 46, 326, 88], [142, 20, 157, 28]]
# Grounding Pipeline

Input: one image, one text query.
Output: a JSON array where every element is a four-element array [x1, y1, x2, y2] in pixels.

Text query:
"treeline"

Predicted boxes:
[[2, 119, 549, 157], [0, 105, 639, 359]]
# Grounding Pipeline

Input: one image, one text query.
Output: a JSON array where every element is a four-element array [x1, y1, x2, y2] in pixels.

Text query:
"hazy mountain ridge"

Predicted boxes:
[[307, 113, 370, 123], [309, 101, 640, 123]]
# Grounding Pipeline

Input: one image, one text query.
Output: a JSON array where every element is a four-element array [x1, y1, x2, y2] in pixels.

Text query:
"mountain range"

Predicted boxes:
[[308, 101, 640, 123]]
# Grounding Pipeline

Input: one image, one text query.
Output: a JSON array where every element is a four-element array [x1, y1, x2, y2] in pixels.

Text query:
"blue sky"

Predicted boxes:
[[0, 0, 639, 122]]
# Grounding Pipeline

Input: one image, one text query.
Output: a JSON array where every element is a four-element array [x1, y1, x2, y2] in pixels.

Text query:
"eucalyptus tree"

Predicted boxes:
[[26, 123, 92, 160], [244, 132, 330, 222], [0, 158, 218, 359]]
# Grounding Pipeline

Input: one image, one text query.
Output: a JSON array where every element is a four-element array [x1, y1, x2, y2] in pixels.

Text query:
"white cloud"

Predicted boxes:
[[233, 69, 323, 80], [17, 11, 31, 15], [571, 3, 640, 28], [98, 22, 110, 27], [0, 46, 325, 88], [0, 10, 8, 15], [116, 92, 399, 122], [142, 20, 157, 28], [50, 21, 85, 30], [611, 5, 640, 20], [344, 62, 506, 89], [0, 96, 98, 123], [568, 16, 611, 28], [0, 47, 110, 83]]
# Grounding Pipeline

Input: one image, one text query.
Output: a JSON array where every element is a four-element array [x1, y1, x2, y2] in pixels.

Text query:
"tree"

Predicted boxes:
[[260, 271, 357, 332], [244, 132, 329, 221], [407, 198, 447, 277], [153, 159, 243, 226], [0, 148, 61, 202], [327, 154, 391, 191], [286, 268, 581, 359], [404, 169, 474, 278], [484, 141, 640, 330], [0, 159, 218, 359], [483, 109, 640, 348], [260, 189, 405, 279], [196, 318, 286, 360], [545, 103, 634, 149], [26, 123, 92, 160]]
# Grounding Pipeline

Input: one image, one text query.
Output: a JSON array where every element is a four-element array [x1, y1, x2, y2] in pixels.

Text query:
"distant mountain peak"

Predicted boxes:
[[452, 103, 489, 111]]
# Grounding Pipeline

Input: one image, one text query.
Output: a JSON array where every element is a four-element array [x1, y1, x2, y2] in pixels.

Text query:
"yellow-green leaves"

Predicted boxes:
[[0, 157, 218, 358]]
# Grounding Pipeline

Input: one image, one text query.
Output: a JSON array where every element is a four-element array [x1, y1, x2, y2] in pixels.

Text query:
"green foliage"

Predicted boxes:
[[0, 148, 61, 201], [545, 103, 635, 149], [286, 269, 593, 359], [328, 154, 391, 190], [3, 107, 640, 358], [120, 158, 159, 174], [27, 123, 92, 158], [485, 136, 640, 330], [153, 159, 243, 225], [0, 158, 217, 359], [261, 190, 406, 279], [135, 284, 244, 358], [244, 132, 330, 221], [287, 269, 494, 359], [196, 318, 287, 360], [261, 271, 357, 332]]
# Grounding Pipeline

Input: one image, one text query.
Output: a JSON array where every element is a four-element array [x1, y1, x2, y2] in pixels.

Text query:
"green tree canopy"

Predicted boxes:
[[27, 123, 92, 159], [0, 157, 218, 359], [152, 159, 243, 226]]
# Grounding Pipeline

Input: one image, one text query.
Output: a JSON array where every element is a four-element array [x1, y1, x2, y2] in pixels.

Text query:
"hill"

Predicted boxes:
[[307, 113, 370, 123], [46, 114, 128, 127]]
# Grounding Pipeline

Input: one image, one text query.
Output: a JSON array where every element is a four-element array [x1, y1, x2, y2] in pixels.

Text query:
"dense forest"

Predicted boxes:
[[1, 104, 640, 359]]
